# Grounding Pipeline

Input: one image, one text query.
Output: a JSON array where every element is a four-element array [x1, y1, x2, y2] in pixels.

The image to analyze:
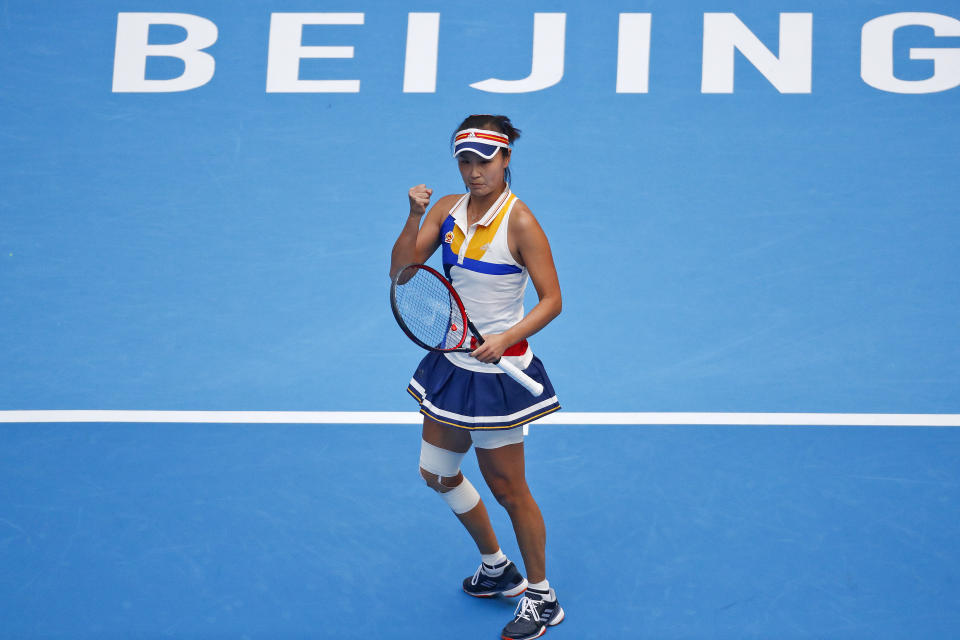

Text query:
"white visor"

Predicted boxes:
[[453, 128, 511, 160]]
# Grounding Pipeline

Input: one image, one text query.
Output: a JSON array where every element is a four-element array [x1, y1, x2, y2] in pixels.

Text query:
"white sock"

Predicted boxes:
[[527, 579, 554, 601], [481, 549, 508, 576]]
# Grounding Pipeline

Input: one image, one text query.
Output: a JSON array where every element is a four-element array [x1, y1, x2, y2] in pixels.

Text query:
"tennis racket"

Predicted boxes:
[[391, 263, 544, 397]]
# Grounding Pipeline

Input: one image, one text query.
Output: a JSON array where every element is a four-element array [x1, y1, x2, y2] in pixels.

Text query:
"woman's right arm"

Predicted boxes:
[[389, 185, 451, 279]]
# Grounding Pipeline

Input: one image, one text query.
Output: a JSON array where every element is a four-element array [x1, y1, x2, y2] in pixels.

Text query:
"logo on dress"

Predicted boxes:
[[444, 231, 454, 244]]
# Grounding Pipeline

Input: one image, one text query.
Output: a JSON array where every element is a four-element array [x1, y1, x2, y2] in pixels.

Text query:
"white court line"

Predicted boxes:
[[1, 410, 959, 426]]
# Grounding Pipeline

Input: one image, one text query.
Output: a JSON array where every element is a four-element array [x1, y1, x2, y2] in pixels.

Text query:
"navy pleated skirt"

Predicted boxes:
[[407, 351, 561, 430]]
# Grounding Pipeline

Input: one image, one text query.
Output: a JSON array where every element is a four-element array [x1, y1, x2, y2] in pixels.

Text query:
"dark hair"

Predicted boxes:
[[451, 114, 521, 184]]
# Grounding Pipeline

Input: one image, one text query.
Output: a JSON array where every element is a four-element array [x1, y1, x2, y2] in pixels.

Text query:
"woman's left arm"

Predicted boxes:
[[470, 203, 562, 363]]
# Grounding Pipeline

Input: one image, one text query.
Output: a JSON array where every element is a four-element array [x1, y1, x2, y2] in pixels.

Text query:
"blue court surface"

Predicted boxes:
[[2, 1, 959, 638]]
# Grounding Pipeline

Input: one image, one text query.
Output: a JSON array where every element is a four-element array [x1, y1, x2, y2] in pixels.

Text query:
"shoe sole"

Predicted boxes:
[[464, 578, 528, 599]]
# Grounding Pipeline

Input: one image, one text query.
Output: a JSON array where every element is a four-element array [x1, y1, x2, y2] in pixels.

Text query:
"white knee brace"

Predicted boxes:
[[441, 477, 481, 514], [419, 440, 466, 478], [419, 440, 480, 514]]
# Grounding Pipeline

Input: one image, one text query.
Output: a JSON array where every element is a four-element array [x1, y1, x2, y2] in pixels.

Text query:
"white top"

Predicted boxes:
[[440, 188, 534, 373]]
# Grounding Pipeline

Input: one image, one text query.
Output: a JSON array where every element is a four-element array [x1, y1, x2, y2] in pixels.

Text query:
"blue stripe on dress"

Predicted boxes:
[[441, 216, 457, 280], [439, 215, 523, 277], [451, 257, 523, 276]]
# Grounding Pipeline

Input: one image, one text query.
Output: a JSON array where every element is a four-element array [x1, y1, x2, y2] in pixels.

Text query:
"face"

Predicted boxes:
[[457, 149, 510, 198]]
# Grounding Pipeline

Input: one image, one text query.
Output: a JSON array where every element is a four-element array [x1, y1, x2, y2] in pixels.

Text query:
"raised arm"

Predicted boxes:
[[389, 185, 458, 279]]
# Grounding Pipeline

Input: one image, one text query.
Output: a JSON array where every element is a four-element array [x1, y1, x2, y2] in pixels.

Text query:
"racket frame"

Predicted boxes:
[[391, 263, 545, 397], [390, 263, 469, 352]]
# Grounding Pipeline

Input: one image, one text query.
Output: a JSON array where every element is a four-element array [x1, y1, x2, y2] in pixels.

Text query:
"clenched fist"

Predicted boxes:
[[408, 184, 433, 216]]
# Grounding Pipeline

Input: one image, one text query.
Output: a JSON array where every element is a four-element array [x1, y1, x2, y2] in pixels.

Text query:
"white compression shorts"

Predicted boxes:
[[470, 425, 524, 450]]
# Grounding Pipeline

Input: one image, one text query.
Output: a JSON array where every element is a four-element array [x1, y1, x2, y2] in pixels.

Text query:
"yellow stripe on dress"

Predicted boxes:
[[448, 225, 466, 256], [463, 194, 516, 261]]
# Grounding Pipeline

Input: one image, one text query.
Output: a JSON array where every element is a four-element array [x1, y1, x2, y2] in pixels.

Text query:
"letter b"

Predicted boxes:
[[112, 13, 218, 93]]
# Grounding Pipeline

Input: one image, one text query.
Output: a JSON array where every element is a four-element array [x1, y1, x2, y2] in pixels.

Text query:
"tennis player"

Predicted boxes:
[[390, 114, 565, 640]]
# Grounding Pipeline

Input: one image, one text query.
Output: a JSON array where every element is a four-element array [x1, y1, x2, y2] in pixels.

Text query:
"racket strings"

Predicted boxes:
[[394, 267, 467, 350]]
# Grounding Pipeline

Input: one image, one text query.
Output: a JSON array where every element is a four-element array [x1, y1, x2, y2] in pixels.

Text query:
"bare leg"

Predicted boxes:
[[475, 442, 547, 583]]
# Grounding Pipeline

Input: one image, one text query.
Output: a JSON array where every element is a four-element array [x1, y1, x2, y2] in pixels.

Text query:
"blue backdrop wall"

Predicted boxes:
[[2, 0, 958, 415]]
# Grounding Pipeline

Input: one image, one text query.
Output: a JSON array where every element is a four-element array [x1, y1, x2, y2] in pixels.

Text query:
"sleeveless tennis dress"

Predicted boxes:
[[407, 188, 561, 430]]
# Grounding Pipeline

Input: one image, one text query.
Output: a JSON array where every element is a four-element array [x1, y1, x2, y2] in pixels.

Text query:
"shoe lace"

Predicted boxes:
[[512, 596, 542, 623], [470, 565, 483, 586]]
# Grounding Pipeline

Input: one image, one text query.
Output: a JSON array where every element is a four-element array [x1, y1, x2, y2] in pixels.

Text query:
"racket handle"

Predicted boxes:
[[465, 320, 543, 397], [495, 357, 544, 397]]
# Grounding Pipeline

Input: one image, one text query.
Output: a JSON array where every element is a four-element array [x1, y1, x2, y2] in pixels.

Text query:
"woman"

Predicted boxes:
[[390, 114, 565, 640]]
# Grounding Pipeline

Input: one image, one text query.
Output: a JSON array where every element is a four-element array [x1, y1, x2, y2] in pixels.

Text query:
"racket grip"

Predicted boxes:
[[495, 358, 544, 397]]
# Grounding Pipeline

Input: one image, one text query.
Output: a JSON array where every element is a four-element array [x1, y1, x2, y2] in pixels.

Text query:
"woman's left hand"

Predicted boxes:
[[470, 333, 513, 363]]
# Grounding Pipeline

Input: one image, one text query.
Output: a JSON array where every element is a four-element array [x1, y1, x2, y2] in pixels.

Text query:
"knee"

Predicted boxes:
[[488, 477, 529, 512], [418, 440, 481, 514], [420, 466, 481, 514], [420, 466, 461, 493]]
